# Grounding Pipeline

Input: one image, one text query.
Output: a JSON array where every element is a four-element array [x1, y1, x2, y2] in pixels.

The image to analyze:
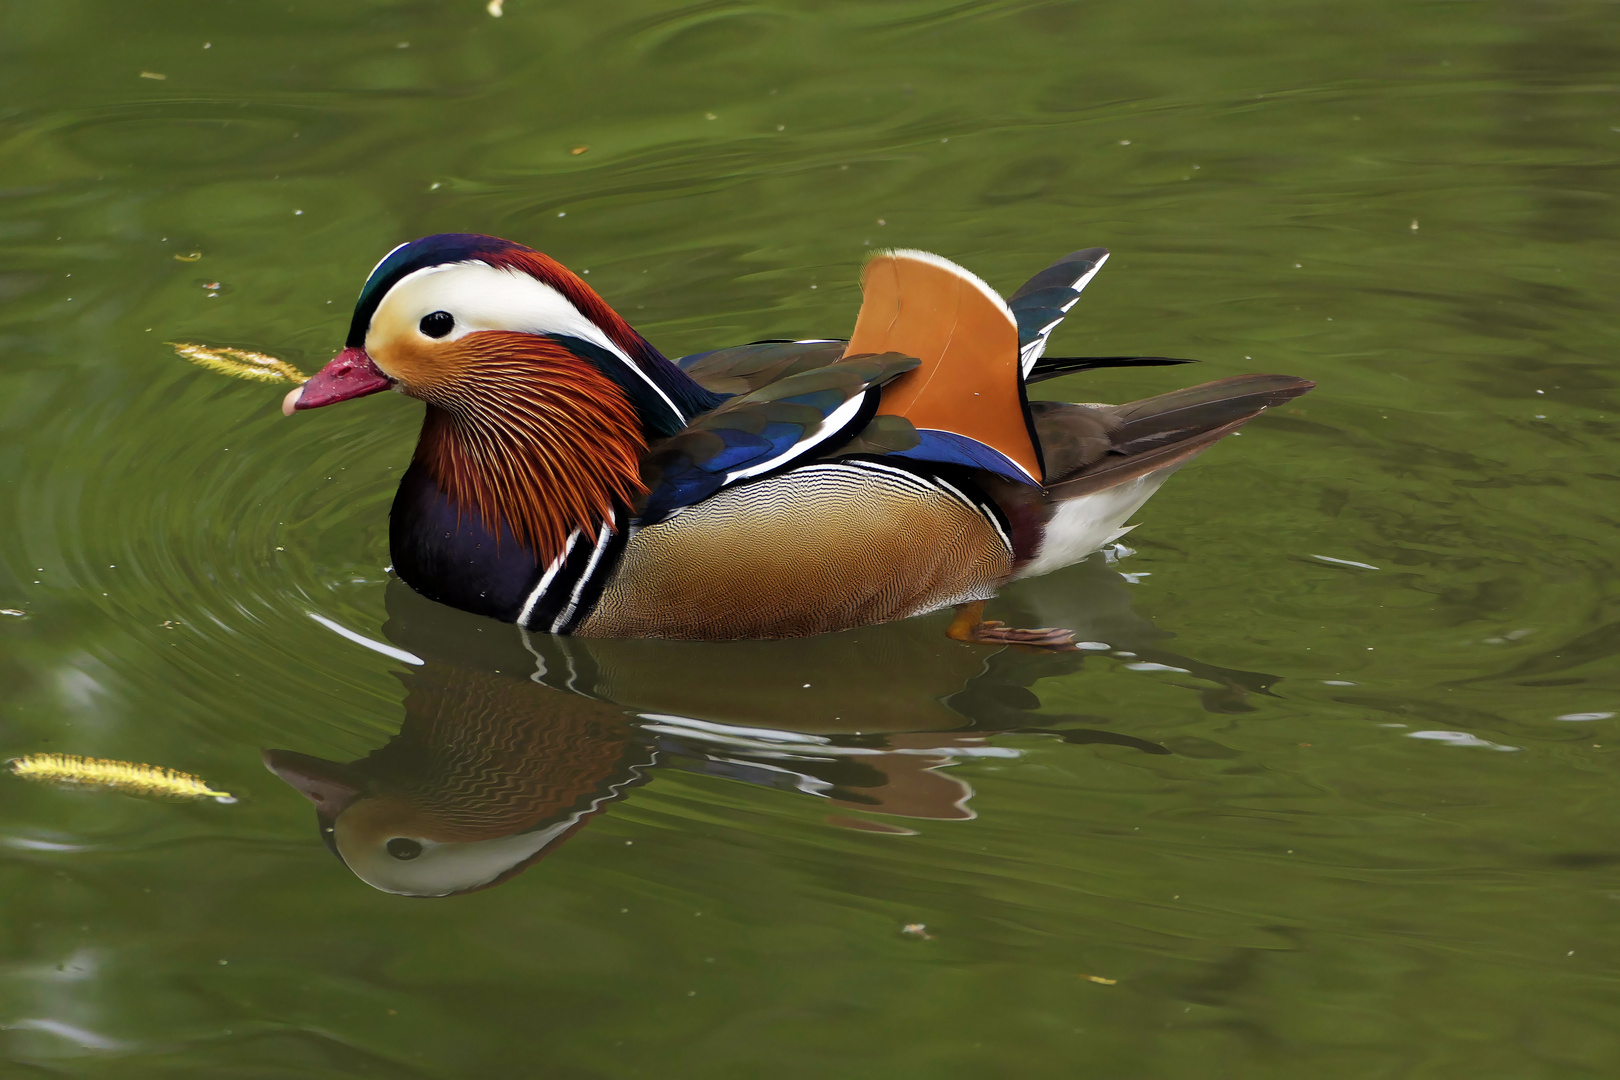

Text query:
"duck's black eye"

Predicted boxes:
[[419, 311, 454, 339], [386, 837, 423, 861]]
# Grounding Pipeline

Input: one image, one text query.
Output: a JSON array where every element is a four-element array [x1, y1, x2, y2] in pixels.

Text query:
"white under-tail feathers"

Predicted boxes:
[[1014, 468, 1176, 581]]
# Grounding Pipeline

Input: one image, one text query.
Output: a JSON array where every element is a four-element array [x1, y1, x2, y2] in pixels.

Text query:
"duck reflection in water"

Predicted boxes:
[[266, 557, 1275, 896]]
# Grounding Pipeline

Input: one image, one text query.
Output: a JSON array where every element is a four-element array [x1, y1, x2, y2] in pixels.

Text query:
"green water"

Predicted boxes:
[[3, 0, 1618, 1075]]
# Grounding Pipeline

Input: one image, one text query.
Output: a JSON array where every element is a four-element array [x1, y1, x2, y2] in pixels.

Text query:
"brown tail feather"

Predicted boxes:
[[1044, 374, 1313, 500]]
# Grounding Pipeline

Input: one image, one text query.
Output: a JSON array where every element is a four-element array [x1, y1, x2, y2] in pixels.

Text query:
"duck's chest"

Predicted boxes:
[[389, 463, 547, 623], [578, 460, 1014, 640]]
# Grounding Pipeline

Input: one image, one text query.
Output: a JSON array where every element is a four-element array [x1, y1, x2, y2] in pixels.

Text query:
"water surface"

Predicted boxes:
[[2, 1, 1618, 1076]]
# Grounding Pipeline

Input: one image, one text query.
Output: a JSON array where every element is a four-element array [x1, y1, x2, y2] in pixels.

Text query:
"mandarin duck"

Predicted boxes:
[[283, 235, 1312, 643]]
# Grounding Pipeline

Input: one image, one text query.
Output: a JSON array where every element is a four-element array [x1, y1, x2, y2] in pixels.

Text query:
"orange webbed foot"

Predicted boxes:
[[946, 602, 1077, 651]]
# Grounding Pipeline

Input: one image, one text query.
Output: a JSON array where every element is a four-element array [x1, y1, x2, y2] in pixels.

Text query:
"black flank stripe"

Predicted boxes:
[[555, 524, 632, 635], [525, 530, 604, 632]]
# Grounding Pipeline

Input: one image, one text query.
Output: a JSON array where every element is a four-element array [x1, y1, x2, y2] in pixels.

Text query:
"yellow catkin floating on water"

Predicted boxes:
[[10, 754, 235, 803], [170, 342, 307, 385]]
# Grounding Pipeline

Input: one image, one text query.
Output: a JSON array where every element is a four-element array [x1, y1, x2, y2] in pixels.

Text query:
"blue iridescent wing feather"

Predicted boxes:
[[638, 353, 920, 523]]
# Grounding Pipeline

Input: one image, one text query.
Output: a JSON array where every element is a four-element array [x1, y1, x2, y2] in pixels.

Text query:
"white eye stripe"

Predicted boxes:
[[369, 261, 687, 424]]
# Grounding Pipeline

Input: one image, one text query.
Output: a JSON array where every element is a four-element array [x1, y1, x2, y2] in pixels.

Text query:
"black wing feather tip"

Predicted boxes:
[[1008, 247, 1110, 304], [1025, 356, 1199, 384]]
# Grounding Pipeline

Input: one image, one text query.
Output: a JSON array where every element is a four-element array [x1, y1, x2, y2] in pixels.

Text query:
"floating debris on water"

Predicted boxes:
[[173, 251, 202, 262], [570, 145, 589, 155], [171, 342, 306, 384], [11, 753, 235, 802], [1081, 974, 1117, 985], [139, 71, 167, 80], [1312, 554, 1380, 570], [901, 922, 934, 940], [1, 609, 25, 618], [487, 0, 503, 16], [1407, 730, 1518, 752], [1483, 628, 1535, 645]]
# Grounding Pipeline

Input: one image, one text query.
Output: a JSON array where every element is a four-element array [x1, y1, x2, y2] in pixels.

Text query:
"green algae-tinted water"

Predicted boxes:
[[2, 1, 1618, 1075]]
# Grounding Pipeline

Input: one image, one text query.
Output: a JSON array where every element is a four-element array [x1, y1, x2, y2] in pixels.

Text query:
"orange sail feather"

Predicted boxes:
[[844, 250, 1042, 482]]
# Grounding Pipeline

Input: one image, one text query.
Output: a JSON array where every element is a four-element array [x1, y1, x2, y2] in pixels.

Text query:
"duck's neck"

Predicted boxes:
[[412, 334, 647, 568]]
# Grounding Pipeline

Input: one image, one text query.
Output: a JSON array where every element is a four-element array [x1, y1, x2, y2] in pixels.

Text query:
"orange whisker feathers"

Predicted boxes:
[[415, 333, 646, 564]]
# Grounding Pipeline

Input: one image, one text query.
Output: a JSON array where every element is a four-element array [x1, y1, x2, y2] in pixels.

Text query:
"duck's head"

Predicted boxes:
[[283, 233, 712, 433], [281, 234, 722, 560]]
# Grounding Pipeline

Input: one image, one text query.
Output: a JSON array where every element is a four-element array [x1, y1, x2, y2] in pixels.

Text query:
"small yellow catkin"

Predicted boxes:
[[170, 342, 307, 385], [10, 754, 235, 803]]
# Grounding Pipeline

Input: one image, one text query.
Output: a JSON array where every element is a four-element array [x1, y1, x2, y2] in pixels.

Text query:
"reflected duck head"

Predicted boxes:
[[263, 666, 651, 897], [265, 746, 617, 897]]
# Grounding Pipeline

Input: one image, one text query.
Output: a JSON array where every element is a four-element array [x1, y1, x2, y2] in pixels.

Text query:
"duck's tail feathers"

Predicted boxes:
[[1046, 374, 1315, 500], [1007, 248, 1109, 376], [1026, 354, 1197, 384], [849, 249, 1042, 484]]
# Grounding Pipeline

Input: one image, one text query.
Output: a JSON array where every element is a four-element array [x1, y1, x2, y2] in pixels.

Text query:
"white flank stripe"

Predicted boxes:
[[517, 528, 581, 627], [551, 521, 614, 632], [930, 475, 977, 512], [307, 612, 424, 665], [843, 458, 940, 495], [936, 477, 1013, 555]]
